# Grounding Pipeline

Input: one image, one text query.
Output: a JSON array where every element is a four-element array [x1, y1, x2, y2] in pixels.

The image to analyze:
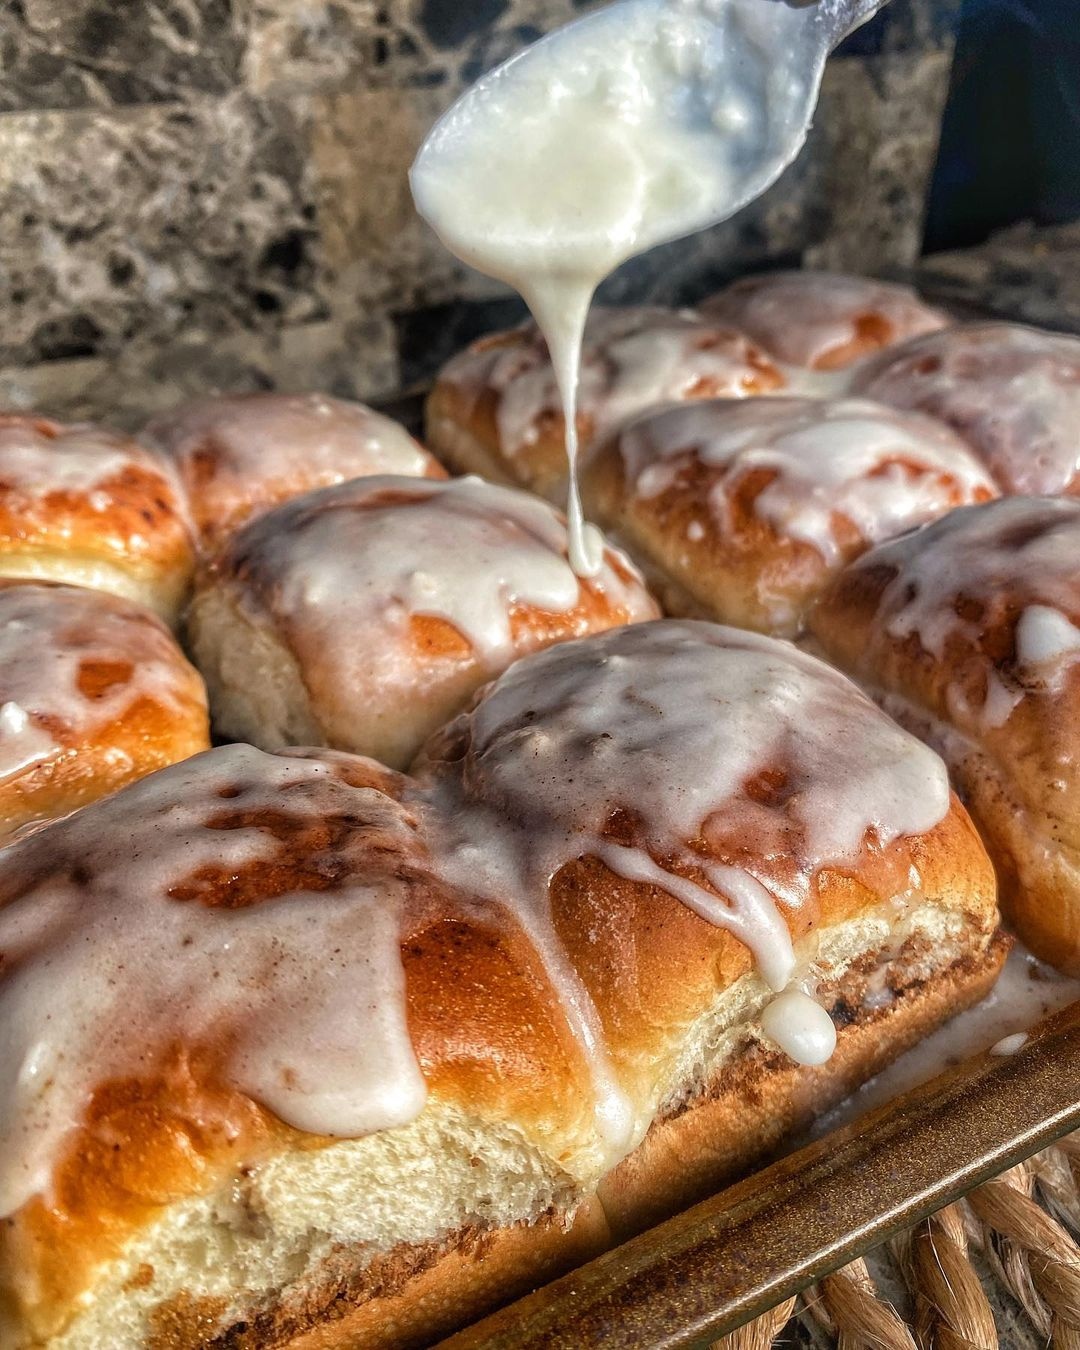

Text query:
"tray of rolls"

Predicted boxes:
[[1, 271, 1079, 1350]]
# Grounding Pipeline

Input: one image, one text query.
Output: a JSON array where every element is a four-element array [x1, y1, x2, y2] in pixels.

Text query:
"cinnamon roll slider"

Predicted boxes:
[[425, 306, 784, 500], [703, 270, 947, 373], [187, 474, 658, 769], [812, 496, 1080, 972], [0, 579, 209, 838], [583, 396, 998, 636], [852, 322, 1080, 496], [0, 414, 196, 623], [143, 391, 445, 554]]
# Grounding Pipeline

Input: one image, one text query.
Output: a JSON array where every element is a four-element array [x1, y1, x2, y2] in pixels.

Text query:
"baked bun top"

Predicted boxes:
[[812, 496, 1080, 746], [851, 322, 1080, 496], [702, 271, 947, 370], [0, 579, 209, 835], [430, 306, 784, 494], [143, 392, 445, 551], [583, 396, 998, 635], [197, 474, 658, 766], [0, 414, 195, 606]]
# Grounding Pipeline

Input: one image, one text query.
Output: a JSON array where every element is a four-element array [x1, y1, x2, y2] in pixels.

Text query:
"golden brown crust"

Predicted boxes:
[[596, 927, 1009, 1239], [0, 579, 210, 839], [0, 414, 196, 621], [583, 400, 997, 637], [130, 927, 1005, 1350], [810, 497, 1080, 971], [143, 394, 446, 555], [424, 312, 785, 499]]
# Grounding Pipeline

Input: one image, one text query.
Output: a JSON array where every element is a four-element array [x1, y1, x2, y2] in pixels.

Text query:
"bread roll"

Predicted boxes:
[[703, 270, 947, 372], [143, 392, 446, 554], [0, 622, 1003, 1347], [811, 495, 1080, 973], [583, 396, 998, 636], [0, 414, 196, 624], [187, 474, 658, 769], [851, 322, 1080, 495], [424, 306, 784, 500], [0, 579, 209, 839]]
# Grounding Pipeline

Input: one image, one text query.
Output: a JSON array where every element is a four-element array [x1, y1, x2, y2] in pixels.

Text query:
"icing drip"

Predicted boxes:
[[619, 396, 996, 563], [0, 745, 427, 1217], [853, 322, 1080, 495], [760, 987, 837, 1065], [0, 582, 197, 785], [1015, 605, 1080, 686], [704, 270, 946, 369], [869, 497, 1080, 727]]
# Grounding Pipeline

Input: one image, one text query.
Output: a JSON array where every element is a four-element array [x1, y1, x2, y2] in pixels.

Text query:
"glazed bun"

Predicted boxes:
[[187, 474, 658, 768], [425, 306, 785, 500], [0, 579, 209, 839], [143, 391, 446, 553], [852, 322, 1080, 495], [0, 624, 1002, 1348], [583, 396, 998, 636], [0, 414, 196, 624], [702, 270, 947, 371], [811, 496, 1080, 973]]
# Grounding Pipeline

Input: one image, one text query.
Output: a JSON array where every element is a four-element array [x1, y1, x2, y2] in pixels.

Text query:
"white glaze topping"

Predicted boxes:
[[424, 620, 950, 1127], [0, 582, 197, 786], [704, 270, 946, 369], [853, 322, 1080, 495], [0, 419, 160, 502], [1015, 605, 1080, 684], [0, 745, 427, 1217], [443, 307, 778, 465], [144, 393, 434, 542], [864, 497, 1080, 725], [617, 396, 996, 563], [228, 472, 650, 666], [228, 472, 652, 688], [760, 987, 837, 1065]]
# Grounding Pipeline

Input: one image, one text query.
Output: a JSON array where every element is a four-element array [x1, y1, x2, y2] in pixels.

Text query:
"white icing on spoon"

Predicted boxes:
[[411, 0, 885, 575]]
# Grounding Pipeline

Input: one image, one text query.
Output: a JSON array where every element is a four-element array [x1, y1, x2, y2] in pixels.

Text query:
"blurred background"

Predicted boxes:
[[1, 0, 1078, 424]]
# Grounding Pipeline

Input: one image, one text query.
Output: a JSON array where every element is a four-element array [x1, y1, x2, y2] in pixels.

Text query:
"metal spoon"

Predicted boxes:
[[411, 0, 892, 270]]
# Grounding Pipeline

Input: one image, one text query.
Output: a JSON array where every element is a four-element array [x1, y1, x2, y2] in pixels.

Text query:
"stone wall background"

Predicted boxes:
[[0, 0, 960, 426]]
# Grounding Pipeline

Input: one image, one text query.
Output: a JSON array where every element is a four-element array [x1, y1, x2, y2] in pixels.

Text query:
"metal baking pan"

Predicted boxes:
[[437, 999, 1080, 1348]]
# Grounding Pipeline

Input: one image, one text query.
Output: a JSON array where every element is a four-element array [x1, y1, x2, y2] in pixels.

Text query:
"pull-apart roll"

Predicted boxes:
[[425, 307, 784, 500], [0, 621, 1002, 1347], [812, 496, 1080, 972], [583, 396, 997, 636]]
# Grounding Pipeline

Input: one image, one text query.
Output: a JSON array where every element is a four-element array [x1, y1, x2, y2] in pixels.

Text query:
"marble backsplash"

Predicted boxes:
[[1, 0, 962, 427]]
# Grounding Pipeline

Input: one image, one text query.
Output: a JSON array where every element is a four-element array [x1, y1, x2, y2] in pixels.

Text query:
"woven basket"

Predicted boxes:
[[717, 1131, 1080, 1350]]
